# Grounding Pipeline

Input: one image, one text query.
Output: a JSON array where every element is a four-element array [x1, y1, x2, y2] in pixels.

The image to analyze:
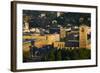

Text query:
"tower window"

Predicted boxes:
[[81, 27, 84, 32]]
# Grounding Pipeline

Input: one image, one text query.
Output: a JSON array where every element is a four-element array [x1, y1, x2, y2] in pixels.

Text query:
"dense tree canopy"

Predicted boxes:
[[23, 46, 91, 62], [23, 10, 91, 29]]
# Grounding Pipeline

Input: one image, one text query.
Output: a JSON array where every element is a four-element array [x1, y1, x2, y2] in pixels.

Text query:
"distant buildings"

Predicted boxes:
[[33, 34, 60, 48], [23, 18, 91, 49], [53, 42, 65, 49], [46, 34, 60, 45], [34, 40, 47, 48]]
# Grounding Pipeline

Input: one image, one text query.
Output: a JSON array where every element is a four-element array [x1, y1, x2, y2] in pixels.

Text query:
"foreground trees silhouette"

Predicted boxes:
[[23, 46, 91, 62]]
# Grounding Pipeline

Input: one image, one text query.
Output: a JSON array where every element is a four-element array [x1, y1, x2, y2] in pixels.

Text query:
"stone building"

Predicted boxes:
[[53, 42, 65, 49], [79, 25, 88, 48], [60, 27, 66, 39], [46, 34, 60, 45]]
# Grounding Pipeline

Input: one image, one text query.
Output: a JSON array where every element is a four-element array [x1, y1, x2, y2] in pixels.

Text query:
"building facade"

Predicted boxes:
[[79, 25, 88, 48], [53, 42, 65, 49], [60, 27, 66, 39]]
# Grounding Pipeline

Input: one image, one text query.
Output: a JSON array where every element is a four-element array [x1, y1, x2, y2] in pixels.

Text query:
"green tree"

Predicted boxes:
[[48, 48, 55, 61], [71, 48, 79, 60], [79, 48, 91, 59], [56, 49, 62, 60]]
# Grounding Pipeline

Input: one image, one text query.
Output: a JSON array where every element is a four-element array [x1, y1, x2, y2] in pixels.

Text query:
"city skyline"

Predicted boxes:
[[23, 10, 91, 62]]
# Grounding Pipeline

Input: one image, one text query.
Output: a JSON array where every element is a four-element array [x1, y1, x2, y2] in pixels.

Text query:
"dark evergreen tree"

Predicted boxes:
[[55, 49, 62, 60], [48, 48, 55, 61]]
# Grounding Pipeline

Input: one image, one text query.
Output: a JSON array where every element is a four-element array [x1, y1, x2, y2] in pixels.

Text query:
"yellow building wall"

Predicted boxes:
[[23, 35, 32, 39], [34, 40, 48, 48], [32, 35, 46, 41], [79, 25, 88, 48], [60, 27, 66, 39], [46, 34, 60, 45], [53, 42, 65, 49]]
